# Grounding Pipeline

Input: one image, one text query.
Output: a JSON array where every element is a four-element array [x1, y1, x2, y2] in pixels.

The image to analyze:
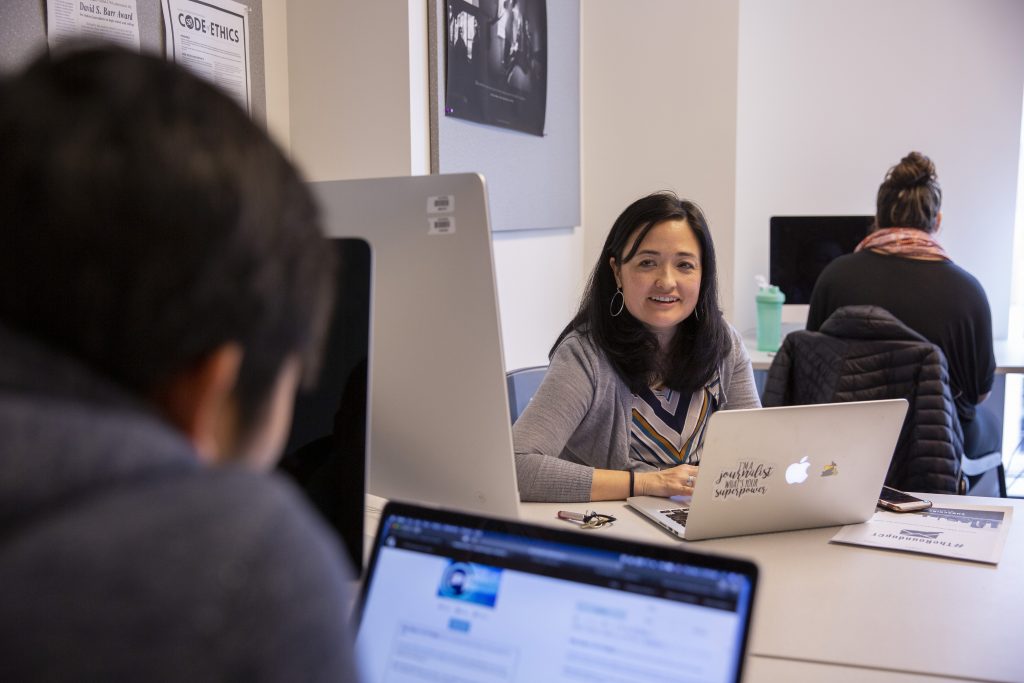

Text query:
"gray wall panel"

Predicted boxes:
[[429, 0, 580, 232]]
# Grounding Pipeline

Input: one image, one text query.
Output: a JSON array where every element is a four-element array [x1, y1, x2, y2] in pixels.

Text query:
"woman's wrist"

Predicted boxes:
[[635, 470, 656, 497]]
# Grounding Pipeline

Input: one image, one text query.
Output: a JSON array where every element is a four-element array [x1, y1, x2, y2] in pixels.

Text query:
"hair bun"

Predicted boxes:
[[887, 151, 936, 189]]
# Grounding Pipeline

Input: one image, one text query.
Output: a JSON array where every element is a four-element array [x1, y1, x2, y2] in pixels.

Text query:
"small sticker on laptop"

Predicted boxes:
[[712, 460, 775, 500], [821, 461, 838, 477], [428, 216, 456, 235], [427, 195, 455, 214]]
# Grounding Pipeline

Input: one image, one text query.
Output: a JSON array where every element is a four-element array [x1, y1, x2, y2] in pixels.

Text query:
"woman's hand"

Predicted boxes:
[[637, 464, 699, 498]]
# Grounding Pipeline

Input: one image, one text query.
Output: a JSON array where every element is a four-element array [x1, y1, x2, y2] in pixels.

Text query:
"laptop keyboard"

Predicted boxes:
[[663, 507, 690, 526]]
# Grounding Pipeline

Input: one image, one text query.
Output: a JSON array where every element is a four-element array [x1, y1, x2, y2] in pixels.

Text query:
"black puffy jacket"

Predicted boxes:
[[762, 306, 963, 493]]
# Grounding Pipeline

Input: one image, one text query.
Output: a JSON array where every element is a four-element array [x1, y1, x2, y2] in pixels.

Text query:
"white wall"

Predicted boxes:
[[735, 0, 1024, 338], [580, 0, 741, 322], [493, 228, 584, 370], [286, 0, 427, 180], [261, 0, 290, 150]]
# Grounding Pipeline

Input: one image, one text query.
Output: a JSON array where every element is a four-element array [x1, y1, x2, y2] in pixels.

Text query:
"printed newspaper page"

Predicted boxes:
[[161, 0, 252, 114], [47, 0, 141, 51], [831, 504, 1013, 564]]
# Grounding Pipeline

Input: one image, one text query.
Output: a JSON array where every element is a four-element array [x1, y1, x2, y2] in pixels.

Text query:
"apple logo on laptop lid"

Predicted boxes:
[[785, 456, 810, 484]]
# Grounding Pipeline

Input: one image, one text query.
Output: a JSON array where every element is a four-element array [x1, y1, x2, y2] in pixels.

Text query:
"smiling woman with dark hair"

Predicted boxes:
[[513, 192, 760, 503]]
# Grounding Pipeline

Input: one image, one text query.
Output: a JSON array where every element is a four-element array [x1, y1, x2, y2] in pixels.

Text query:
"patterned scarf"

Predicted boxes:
[[855, 227, 950, 262]]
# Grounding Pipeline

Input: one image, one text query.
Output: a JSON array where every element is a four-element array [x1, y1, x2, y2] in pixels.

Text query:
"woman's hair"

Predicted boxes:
[[553, 192, 731, 394], [876, 151, 942, 232]]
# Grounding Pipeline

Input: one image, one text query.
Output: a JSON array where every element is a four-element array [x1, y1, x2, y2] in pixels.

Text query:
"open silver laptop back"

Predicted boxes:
[[634, 399, 908, 540], [312, 174, 520, 520]]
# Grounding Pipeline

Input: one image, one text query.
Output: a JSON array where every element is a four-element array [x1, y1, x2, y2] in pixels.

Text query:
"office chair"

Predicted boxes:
[[961, 451, 1006, 497], [958, 402, 1006, 497], [506, 365, 548, 424]]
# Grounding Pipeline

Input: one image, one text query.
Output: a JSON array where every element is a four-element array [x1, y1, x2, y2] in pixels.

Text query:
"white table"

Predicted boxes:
[[516, 494, 1024, 683]]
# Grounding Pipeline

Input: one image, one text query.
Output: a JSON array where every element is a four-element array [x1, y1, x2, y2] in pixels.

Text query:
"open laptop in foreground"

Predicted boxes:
[[356, 501, 758, 683], [628, 399, 908, 541]]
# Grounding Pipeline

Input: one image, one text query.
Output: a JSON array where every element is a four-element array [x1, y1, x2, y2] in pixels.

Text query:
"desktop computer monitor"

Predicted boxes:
[[769, 215, 873, 323], [310, 174, 521, 520], [277, 237, 371, 573]]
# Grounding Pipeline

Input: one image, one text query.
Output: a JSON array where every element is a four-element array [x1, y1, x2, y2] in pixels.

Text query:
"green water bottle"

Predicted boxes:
[[755, 278, 785, 352]]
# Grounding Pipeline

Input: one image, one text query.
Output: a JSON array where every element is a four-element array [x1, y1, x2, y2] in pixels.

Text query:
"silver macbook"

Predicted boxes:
[[311, 174, 521, 520], [628, 399, 908, 541]]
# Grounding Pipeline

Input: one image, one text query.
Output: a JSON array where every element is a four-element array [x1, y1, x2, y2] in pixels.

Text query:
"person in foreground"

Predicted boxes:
[[807, 152, 997, 464], [514, 192, 761, 502], [0, 48, 358, 681]]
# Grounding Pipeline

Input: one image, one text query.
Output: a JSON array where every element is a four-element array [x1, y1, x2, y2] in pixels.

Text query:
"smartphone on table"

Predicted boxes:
[[878, 486, 932, 512]]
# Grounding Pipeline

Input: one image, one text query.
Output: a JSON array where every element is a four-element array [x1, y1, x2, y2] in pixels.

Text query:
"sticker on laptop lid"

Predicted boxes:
[[428, 216, 456, 235], [713, 460, 775, 500], [427, 195, 455, 213], [821, 461, 838, 477]]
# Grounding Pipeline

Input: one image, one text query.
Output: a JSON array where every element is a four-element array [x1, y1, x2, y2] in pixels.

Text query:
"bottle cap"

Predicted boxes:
[[756, 284, 785, 303]]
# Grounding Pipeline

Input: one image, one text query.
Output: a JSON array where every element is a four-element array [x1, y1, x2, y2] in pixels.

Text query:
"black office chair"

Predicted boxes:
[[958, 401, 1006, 497], [961, 451, 1006, 497]]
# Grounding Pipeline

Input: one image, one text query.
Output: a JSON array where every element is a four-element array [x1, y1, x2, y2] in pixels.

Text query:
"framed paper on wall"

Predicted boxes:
[[444, 0, 547, 137]]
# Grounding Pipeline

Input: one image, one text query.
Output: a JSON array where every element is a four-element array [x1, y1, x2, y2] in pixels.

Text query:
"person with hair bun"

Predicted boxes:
[[808, 151, 997, 465], [513, 192, 761, 502]]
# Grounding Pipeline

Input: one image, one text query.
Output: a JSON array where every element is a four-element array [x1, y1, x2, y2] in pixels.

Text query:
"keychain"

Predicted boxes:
[[557, 510, 616, 529]]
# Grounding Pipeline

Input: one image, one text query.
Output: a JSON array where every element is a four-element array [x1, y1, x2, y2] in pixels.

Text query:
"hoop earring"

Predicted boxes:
[[609, 288, 624, 317], [693, 301, 701, 321]]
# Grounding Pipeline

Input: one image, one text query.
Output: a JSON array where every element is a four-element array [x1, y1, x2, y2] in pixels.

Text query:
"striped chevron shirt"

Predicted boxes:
[[629, 374, 722, 467]]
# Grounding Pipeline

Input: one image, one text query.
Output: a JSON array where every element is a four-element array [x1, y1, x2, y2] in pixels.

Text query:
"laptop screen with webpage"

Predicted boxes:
[[356, 502, 758, 683]]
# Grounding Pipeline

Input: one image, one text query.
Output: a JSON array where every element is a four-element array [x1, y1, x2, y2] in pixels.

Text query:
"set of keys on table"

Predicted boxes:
[[557, 510, 617, 529]]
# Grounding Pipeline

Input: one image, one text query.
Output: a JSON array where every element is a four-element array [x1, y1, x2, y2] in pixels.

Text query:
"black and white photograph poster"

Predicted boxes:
[[444, 0, 547, 137]]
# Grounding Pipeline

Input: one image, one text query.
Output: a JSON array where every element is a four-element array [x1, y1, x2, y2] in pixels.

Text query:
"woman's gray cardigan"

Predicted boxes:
[[512, 325, 761, 502]]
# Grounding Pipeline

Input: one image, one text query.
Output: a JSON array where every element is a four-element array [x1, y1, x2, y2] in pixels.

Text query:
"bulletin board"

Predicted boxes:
[[0, 0, 267, 126], [428, 0, 580, 232]]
